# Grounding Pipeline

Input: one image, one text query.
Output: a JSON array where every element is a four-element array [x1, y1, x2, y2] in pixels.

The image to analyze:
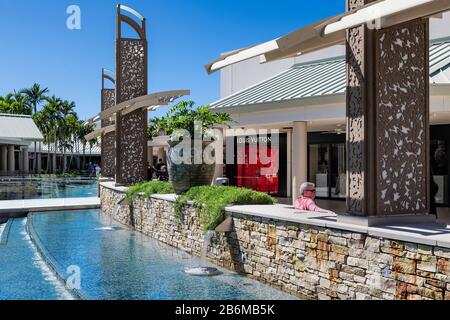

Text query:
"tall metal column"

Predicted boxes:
[[115, 5, 148, 185], [344, 0, 430, 224], [101, 68, 116, 178]]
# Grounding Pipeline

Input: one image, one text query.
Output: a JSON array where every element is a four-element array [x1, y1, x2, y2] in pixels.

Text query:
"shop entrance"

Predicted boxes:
[[226, 133, 288, 198]]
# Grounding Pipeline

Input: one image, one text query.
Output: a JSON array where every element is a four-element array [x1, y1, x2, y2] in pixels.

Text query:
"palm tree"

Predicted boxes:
[[0, 92, 31, 115], [77, 121, 96, 171], [42, 96, 63, 173], [58, 100, 76, 173], [21, 84, 49, 173]]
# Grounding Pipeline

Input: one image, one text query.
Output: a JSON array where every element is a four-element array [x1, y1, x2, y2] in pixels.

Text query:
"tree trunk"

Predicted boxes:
[[63, 146, 66, 173], [47, 143, 50, 173], [53, 138, 57, 174], [82, 144, 86, 171]]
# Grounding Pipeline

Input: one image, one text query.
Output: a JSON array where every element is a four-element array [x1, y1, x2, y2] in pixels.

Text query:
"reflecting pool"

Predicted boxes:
[[24, 210, 298, 300], [0, 178, 98, 200], [0, 218, 73, 300]]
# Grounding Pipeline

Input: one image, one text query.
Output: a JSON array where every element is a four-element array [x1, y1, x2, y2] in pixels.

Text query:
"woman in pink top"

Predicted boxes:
[[295, 182, 331, 213]]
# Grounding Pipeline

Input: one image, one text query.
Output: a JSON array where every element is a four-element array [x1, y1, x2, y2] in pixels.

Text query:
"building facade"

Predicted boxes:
[[0, 114, 44, 175], [211, 13, 450, 208]]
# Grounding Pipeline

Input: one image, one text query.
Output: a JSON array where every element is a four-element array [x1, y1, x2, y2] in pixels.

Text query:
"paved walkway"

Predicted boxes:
[[0, 197, 100, 217]]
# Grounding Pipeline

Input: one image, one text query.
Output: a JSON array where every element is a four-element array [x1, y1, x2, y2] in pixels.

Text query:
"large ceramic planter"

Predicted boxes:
[[167, 140, 216, 195]]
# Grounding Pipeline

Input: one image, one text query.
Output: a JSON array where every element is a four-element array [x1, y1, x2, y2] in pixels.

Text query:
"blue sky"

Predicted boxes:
[[0, 0, 344, 119]]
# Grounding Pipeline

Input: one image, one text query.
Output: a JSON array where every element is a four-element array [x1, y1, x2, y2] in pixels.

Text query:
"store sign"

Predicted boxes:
[[237, 136, 273, 145]]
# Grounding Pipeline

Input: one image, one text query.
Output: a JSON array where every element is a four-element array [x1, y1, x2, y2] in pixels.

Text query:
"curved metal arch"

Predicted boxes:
[[102, 68, 116, 89], [120, 5, 145, 21], [117, 4, 146, 40]]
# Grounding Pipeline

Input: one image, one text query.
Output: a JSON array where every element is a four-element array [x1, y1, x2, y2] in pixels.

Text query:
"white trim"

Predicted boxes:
[[119, 5, 145, 21], [324, 0, 433, 35]]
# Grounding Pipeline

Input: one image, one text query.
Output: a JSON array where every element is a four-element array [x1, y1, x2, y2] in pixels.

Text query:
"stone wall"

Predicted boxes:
[[100, 184, 450, 300]]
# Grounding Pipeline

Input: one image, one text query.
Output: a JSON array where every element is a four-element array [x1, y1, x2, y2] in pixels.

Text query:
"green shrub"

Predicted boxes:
[[175, 186, 277, 231], [126, 181, 174, 200]]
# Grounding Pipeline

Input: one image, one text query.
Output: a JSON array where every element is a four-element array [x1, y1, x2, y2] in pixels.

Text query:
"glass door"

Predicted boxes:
[[431, 139, 448, 206], [309, 144, 330, 198], [330, 143, 346, 199], [309, 143, 347, 199]]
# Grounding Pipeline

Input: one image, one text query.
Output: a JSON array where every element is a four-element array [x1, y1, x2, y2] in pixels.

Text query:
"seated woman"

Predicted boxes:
[[295, 182, 332, 213]]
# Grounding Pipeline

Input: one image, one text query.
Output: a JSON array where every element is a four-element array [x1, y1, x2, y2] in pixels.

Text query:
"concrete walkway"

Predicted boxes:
[[0, 197, 100, 218]]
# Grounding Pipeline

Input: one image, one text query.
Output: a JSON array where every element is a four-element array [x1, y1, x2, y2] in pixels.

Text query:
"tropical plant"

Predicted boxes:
[[58, 100, 77, 172], [77, 120, 96, 170], [44, 96, 63, 173], [20, 84, 49, 114], [147, 117, 168, 141], [153, 101, 232, 195], [126, 181, 174, 201], [0, 92, 32, 115], [160, 101, 232, 139], [3, 85, 97, 174], [175, 186, 277, 231], [21, 84, 49, 172]]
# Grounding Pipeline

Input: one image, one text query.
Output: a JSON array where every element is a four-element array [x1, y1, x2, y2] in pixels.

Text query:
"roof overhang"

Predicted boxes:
[[99, 90, 190, 121], [83, 90, 190, 127], [84, 90, 190, 141], [148, 135, 169, 148], [206, 0, 450, 74], [84, 125, 115, 141]]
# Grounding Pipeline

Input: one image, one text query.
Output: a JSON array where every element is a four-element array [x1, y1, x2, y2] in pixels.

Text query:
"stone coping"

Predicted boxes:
[[100, 181, 128, 193], [0, 197, 100, 217], [99, 182, 450, 249], [227, 204, 450, 249]]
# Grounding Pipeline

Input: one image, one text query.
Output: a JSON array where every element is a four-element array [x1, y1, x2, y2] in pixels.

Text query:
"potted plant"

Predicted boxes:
[[150, 101, 231, 195]]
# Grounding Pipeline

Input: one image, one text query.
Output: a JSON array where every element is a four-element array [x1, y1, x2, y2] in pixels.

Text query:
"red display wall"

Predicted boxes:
[[237, 143, 279, 195]]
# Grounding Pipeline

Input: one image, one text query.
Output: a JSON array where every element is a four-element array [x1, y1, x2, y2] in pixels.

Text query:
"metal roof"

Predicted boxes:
[[0, 114, 44, 142], [28, 142, 101, 156], [211, 38, 450, 110]]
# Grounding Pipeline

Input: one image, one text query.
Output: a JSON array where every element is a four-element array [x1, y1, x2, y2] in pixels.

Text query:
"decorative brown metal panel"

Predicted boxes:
[[375, 20, 429, 215], [115, 6, 148, 186], [101, 88, 116, 178], [346, 0, 370, 215]]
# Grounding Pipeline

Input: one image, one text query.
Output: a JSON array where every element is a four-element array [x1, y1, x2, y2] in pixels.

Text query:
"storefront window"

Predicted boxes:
[[309, 144, 330, 198], [431, 140, 448, 205], [236, 135, 281, 196], [330, 144, 346, 199], [309, 143, 346, 199]]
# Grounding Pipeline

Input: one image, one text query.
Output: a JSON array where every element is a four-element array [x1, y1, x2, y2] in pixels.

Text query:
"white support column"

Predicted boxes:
[[212, 127, 225, 185], [0, 145, 7, 172], [18, 150, 23, 172], [37, 152, 42, 173], [147, 146, 154, 166], [292, 122, 308, 206], [8, 145, 15, 174], [157, 148, 166, 163], [22, 147, 29, 173]]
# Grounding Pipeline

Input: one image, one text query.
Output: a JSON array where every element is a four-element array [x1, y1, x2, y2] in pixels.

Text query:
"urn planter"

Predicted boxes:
[[167, 140, 216, 195]]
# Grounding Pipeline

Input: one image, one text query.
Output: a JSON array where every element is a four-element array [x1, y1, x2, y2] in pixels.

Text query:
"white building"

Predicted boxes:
[[0, 113, 44, 175], [211, 13, 450, 208]]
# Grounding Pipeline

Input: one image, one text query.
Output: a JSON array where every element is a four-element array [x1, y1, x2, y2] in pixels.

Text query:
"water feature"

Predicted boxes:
[[0, 218, 74, 300], [0, 177, 98, 200], [184, 230, 221, 277], [22, 210, 298, 300]]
